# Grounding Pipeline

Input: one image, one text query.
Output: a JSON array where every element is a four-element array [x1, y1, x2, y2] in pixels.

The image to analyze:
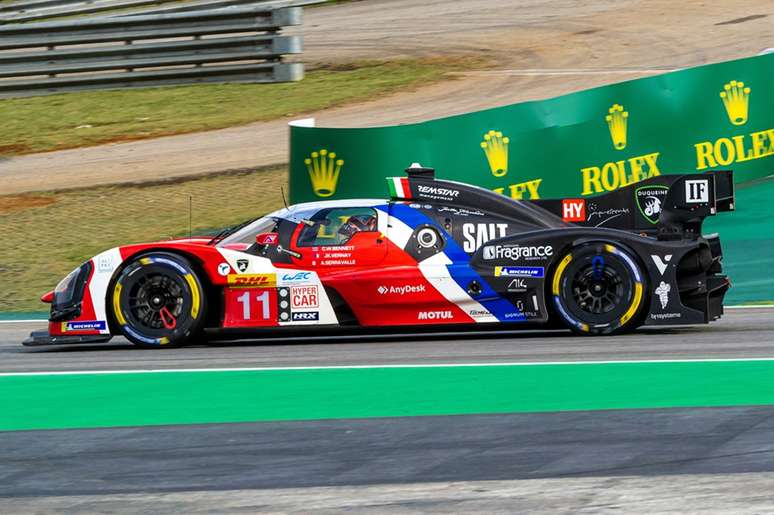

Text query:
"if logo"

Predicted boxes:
[[606, 104, 629, 150], [685, 179, 709, 203], [480, 130, 509, 177], [719, 80, 750, 126], [305, 149, 343, 198]]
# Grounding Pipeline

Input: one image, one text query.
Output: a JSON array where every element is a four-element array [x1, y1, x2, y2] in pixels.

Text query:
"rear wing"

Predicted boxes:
[[532, 170, 735, 240]]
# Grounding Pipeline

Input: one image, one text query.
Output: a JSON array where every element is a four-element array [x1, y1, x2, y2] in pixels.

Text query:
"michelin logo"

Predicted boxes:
[[65, 320, 107, 332], [494, 266, 545, 278]]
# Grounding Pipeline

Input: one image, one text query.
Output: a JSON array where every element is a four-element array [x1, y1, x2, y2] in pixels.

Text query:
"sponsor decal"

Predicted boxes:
[[438, 206, 485, 217], [291, 311, 320, 322], [281, 271, 312, 282], [227, 274, 276, 288], [377, 284, 427, 295], [495, 266, 545, 278], [65, 320, 107, 332], [586, 203, 630, 227], [651, 254, 673, 275], [695, 80, 774, 171], [291, 285, 319, 309], [685, 179, 709, 203], [655, 280, 671, 309], [256, 233, 279, 245], [236, 259, 249, 273], [481, 130, 509, 178], [650, 312, 682, 320], [606, 103, 629, 150], [635, 185, 669, 224], [97, 255, 113, 273], [462, 223, 508, 253], [562, 199, 586, 222], [416, 184, 460, 202], [580, 103, 662, 195], [483, 244, 553, 261], [305, 148, 343, 198], [507, 278, 528, 292], [469, 309, 491, 319], [217, 263, 231, 276], [492, 179, 542, 200], [418, 310, 453, 320]]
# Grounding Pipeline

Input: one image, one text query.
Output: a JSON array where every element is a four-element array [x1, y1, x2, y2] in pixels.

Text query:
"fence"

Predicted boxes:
[[0, 6, 303, 97], [0, 0, 320, 23]]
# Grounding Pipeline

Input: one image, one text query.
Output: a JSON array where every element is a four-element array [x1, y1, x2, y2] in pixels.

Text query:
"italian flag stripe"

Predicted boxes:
[[388, 177, 412, 199]]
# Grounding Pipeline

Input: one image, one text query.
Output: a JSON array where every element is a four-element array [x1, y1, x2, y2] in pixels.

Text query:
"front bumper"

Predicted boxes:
[[23, 330, 112, 347]]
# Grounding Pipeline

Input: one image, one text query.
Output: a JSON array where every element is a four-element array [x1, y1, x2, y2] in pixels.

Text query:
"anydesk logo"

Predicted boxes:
[[378, 284, 427, 295]]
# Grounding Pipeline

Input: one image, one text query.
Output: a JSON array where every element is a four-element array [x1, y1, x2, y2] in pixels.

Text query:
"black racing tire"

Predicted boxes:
[[110, 252, 207, 348], [551, 243, 646, 336]]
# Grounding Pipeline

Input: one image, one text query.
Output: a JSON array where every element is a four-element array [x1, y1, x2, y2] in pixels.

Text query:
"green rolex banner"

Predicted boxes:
[[289, 52, 774, 204]]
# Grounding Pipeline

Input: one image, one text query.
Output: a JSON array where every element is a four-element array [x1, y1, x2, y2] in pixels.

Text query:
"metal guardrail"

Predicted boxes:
[[0, 6, 304, 97], [0, 0, 320, 23]]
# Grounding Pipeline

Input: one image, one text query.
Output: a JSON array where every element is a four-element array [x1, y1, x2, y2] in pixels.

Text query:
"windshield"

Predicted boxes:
[[217, 215, 280, 246]]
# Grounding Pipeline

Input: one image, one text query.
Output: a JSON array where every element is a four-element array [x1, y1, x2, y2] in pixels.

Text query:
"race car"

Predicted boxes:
[[25, 165, 734, 348]]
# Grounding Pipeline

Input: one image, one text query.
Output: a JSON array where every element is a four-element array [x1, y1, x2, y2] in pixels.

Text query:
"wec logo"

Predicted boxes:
[[282, 272, 312, 282]]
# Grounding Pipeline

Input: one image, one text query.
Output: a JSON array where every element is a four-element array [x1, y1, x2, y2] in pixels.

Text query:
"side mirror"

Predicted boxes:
[[255, 232, 279, 246]]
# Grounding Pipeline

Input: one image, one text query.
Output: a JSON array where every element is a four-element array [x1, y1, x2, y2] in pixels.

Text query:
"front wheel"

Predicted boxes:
[[551, 243, 646, 335], [110, 253, 207, 348]]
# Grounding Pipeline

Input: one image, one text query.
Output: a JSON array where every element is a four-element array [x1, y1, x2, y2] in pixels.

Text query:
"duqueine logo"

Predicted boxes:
[[695, 80, 774, 172], [635, 185, 669, 225], [305, 148, 343, 198], [579, 103, 661, 196], [482, 129, 543, 201]]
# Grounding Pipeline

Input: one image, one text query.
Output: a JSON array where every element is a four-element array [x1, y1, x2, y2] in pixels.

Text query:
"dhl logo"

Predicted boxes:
[[226, 274, 276, 288]]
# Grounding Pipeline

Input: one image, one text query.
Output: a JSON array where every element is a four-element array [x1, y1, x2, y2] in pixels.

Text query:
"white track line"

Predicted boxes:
[[4, 357, 774, 378]]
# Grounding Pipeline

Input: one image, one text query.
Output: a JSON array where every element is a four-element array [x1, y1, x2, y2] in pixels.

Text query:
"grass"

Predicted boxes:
[[0, 57, 481, 156], [0, 168, 287, 312]]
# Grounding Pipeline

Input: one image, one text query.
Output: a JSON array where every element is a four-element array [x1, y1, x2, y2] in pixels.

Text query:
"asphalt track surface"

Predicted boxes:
[[3, 308, 774, 512], [1, 308, 773, 373]]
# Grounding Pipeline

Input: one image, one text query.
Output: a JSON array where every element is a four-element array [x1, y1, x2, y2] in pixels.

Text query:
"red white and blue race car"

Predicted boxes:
[[25, 165, 734, 348]]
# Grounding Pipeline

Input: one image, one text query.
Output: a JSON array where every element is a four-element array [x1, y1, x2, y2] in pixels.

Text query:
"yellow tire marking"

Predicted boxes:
[[159, 337, 169, 345], [620, 282, 643, 327], [113, 282, 127, 326], [184, 273, 200, 319], [552, 254, 573, 295]]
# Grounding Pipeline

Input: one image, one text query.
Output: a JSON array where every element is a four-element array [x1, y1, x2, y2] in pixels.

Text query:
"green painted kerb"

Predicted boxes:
[[4, 360, 774, 431]]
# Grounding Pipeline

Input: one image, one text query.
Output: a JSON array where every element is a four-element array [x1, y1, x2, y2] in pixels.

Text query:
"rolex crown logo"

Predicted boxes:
[[480, 130, 509, 178], [720, 80, 750, 126], [605, 104, 628, 150], [305, 149, 343, 198]]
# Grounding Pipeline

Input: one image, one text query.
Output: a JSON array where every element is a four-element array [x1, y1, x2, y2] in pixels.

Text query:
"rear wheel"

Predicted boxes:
[[110, 253, 206, 348], [551, 243, 645, 335]]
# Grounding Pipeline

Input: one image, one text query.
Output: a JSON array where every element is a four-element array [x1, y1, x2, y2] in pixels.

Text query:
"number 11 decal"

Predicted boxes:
[[223, 288, 277, 328]]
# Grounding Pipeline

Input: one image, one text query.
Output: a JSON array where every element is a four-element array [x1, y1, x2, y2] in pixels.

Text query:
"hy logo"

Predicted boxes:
[[719, 80, 750, 126], [305, 149, 343, 198], [480, 130, 509, 178], [605, 104, 629, 150]]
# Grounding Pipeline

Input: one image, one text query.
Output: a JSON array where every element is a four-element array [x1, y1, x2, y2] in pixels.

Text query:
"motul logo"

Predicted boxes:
[[418, 310, 453, 320]]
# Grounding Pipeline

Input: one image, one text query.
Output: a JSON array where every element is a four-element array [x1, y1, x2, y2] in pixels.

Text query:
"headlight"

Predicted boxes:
[[51, 261, 93, 321]]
